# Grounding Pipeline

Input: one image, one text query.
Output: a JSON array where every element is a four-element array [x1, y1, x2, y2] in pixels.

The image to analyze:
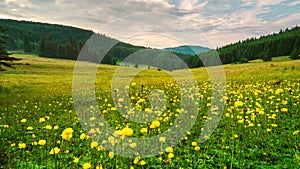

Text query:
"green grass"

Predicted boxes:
[[0, 54, 300, 168]]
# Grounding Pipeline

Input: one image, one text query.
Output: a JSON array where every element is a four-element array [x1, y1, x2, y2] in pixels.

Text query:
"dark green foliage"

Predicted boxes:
[[261, 49, 272, 62], [239, 57, 248, 63], [0, 27, 20, 69], [289, 36, 300, 60], [289, 48, 299, 60], [23, 35, 31, 53], [217, 26, 300, 64]]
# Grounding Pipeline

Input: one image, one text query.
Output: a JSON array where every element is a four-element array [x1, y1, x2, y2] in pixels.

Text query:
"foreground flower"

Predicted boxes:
[[18, 143, 26, 149], [20, 119, 27, 123], [109, 152, 114, 159], [39, 118, 46, 123], [140, 128, 148, 133], [96, 164, 103, 169], [150, 120, 160, 128], [61, 128, 74, 140], [121, 127, 133, 136], [91, 141, 98, 148], [45, 125, 52, 130], [27, 126, 33, 130], [83, 163, 92, 169], [192, 142, 197, 146], [139, 160, 146, 165], [165, 147, 173, 153], [38, 140, 46, 146], [53, 125, 59, 130], [73, 157, 79, 163], [168, 153, 174, 159], [80, 133, 86, 140], [49, 147, 60, 155], [234, 101, 243, 108], [194, 146, 200, 151]]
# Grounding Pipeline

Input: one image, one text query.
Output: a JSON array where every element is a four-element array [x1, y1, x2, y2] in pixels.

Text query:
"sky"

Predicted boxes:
[[1, 0, 300, 49]]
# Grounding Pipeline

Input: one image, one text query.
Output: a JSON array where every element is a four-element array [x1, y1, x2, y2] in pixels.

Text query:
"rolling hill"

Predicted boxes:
[[164, 45, 210, 55]]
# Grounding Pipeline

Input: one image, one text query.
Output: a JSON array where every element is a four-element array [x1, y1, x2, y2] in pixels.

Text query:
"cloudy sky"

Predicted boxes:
[[1, 0, 300, 48]]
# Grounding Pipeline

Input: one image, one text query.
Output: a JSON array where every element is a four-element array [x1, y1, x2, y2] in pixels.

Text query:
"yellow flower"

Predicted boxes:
[[139, 160, 146, 165], [73, 157, 79, 163], [53, 125, 59, 130], [11, 143, 16, 147], [140, 128, 148, 133], [266, 128, 272, 132], [18, 143, 26, 149], [61, 128, 74, 140], [281, 108, 288, 112], [46, 125, 52, 130], [83, 163, 91, 169], [134, 157, 140, 164], [275, 88, 284, 94], [91, 141, 98, 148], [129, 142, 137, 148], [49, 147, 60, 155], [39, 118, 46, 123], [96, 164, 103, 169], [121, 127, 133, 136], [165, 147, 173, 153], [80, 133, 86, 140], [32, 141, 38, 146], [192, 142, 197, 146], [233, 134, 239, 138], [38, 140, 46, 146], [194, 146, 200, 151], [168, 153, 174, 159], [20, 119, 27, 123], [3, 124, 9, 128], [150, 120, 160, 128], [109, 152, 114, 159], [271, 124, 278, 127], [234, 101, 243, 108], [32, 134, 36, 138], [159, 137, 166, 143], [27, 126, 33, 130], [293, 130, 299, 136]]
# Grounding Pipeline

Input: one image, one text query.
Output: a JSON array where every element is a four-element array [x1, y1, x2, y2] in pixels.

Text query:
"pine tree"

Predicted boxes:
[[24, 35, 32, 53], [0, 27, 20, 70], [289, 48, 299, 60]]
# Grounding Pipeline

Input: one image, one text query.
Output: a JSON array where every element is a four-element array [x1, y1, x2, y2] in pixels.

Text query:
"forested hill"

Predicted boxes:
[[0, 19, 146, 64], [0, 19, 93, 53], [217, 26, 300, 63]]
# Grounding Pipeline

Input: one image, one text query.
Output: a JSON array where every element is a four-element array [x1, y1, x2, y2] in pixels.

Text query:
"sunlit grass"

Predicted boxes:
[[0, 54, 300, 168]]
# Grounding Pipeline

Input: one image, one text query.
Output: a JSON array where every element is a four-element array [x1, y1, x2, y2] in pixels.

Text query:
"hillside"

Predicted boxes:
[[0, 19, 147, 64], [217, 26, 300, 64], [164, 45, 210, 55]]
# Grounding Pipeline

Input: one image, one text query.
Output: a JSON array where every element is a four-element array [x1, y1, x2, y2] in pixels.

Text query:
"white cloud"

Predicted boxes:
[[0, 0, 299, 48]]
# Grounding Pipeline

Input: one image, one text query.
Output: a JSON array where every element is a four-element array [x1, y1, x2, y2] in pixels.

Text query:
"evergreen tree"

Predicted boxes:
[[0, 27, 20, 69], [24, 35, 32, 53], [289, 48, 299, 60]]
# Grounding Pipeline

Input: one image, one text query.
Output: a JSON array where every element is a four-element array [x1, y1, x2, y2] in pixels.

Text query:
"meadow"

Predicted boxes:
[[0, 54, 300, 168]]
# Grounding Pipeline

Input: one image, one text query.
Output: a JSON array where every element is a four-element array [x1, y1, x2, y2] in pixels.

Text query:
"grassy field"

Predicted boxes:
[[0, 54, 300, 168]]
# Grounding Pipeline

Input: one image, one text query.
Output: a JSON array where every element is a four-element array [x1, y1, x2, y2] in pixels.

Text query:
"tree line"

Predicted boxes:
[[216, 26, 300, 63], [0, 19, 299, 70]]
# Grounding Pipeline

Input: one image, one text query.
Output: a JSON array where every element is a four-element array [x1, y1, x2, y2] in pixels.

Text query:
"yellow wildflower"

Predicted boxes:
[[49, 147, 60, 154]]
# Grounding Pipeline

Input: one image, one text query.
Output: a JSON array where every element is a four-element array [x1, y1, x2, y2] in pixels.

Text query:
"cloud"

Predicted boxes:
[[0, 0, 299, 48]]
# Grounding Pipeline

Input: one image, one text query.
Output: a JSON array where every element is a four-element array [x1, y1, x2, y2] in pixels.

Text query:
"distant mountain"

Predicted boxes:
[[164, 45, 210, 55]]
